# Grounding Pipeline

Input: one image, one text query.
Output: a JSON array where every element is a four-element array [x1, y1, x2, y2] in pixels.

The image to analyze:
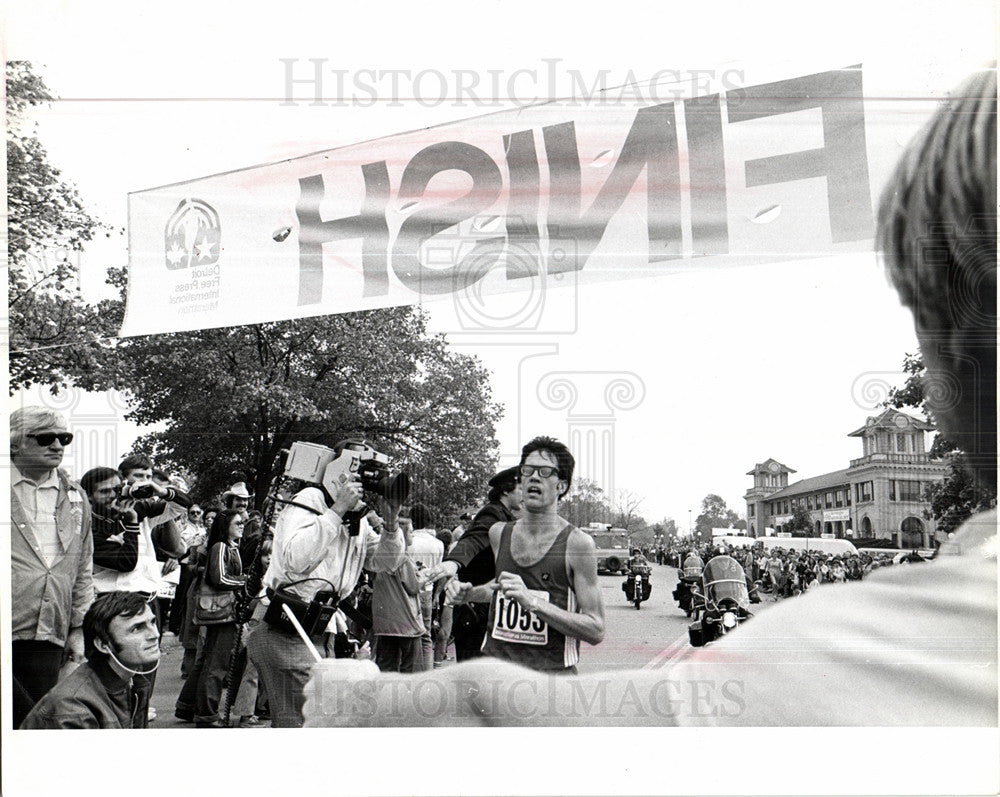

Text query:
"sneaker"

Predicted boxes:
[[147, 707, 157, 722], [238, 714, 264, 728]]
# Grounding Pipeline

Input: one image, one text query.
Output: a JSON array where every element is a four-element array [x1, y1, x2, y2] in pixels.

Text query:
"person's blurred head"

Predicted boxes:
[[10, 406, 71, 475], [119, 453, 154, 483], [410, 503, 433, 531], [877, 67, 996, 486], [519, 437, 575, 501], [81, 467, 122, 509], [84, 591, 160, 671], [207, 508, 246, 549]]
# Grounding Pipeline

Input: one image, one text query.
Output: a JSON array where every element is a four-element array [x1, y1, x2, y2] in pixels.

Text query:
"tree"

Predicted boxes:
[[611, 488, 644, 530], [924, 452, 996, 537], [694, 493, 742, 544], [786, 501, 815, 537], [883, 353, 996, 533], [89, 306, 503, 518], [558, 479, 611, 528], [7, 61, 117, 393]]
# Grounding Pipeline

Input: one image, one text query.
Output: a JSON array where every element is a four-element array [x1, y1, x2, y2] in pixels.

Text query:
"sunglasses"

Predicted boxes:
[[26, 432, 74, 447], [519, 465, 559, 479]]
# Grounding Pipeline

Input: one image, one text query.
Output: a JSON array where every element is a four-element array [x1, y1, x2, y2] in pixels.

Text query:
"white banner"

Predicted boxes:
[[823, 508, 851, 521], [122, 64, 922, 337]]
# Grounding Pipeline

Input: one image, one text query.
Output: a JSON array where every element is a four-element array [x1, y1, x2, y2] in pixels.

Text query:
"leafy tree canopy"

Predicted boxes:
[[7, 61, 119, 393], [88, 306, 503, 518]]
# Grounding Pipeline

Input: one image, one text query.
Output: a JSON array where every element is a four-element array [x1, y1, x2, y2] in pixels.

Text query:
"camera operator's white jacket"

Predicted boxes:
[[264, 486, 405, 633]]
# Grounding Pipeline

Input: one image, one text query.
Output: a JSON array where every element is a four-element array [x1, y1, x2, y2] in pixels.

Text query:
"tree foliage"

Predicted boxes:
[[89, 306, 503, 518], [786, 501, 815, 537], [694, 493, 743, 543], [558, 479, 611, 528], [7, 61, 117, 393], [883, 353, 996, 531]]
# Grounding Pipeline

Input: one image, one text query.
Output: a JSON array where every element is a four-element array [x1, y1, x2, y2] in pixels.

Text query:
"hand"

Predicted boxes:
[[66, 627, 85, 664], [364, 509, 385, 533], [374, 495, 402, 526], [445, 578, 474, 605], [161, 558, 179, 576], [420, 560, 459, 587], [118, 503, 139, 525], [497, 571, 533, 610], [330, 478, 363, 517]]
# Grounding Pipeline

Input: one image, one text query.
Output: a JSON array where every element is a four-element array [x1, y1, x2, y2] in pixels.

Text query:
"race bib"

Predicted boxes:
[[491, 589, 549, 646]]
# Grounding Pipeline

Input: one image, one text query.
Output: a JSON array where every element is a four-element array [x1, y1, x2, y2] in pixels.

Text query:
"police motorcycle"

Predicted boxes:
[[622, 554, 653, 610], [672, 553, 704, 618], [687, 555, 753, 646]]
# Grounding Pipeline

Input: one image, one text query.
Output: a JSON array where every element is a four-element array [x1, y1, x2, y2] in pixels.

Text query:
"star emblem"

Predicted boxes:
[[195, 239, 215, 261]]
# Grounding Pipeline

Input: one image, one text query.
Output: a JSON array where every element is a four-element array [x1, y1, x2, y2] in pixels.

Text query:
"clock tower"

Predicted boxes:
[[744, 459, 795, 537]]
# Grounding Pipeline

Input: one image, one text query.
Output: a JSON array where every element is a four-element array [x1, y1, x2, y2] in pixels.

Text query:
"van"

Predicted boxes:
[[716, 535, 859, 556]]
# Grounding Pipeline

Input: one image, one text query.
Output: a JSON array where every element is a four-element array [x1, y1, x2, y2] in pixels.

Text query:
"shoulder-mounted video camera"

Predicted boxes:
[[281, 440, 410, 535]]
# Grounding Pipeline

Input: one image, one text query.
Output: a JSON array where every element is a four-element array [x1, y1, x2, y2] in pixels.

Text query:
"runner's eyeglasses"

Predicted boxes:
[[519, 465, 559, 479]]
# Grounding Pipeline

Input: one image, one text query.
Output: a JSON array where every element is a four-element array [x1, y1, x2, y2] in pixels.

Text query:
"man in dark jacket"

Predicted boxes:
[[21, 591, 160, 729], [420, 466, 522, 660]]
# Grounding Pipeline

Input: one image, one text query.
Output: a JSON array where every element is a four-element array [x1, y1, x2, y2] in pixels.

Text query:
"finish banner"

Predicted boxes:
[[121, 64, 917, 337]]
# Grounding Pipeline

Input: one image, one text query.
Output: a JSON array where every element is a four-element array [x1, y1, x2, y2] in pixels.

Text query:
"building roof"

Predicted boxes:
[[746, 458, 796, 476], [847, 408, 934, 437], [765, 468, 852, 500]]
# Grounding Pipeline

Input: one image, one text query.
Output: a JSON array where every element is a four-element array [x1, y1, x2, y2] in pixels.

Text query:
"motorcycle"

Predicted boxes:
[[622, 558, 653, 610], [672, 574, 702, 618], [687, 555, 753, 647]]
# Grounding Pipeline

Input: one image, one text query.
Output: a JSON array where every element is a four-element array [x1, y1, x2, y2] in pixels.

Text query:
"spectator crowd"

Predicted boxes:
[[9, 409, 541, 729]]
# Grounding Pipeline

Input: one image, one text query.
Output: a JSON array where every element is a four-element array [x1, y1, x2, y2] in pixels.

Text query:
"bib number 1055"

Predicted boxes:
[[491, 590, 549, 646]]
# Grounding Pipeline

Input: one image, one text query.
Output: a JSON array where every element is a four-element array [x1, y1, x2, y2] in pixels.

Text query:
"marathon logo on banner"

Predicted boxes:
[[121, 64, 913, 337]]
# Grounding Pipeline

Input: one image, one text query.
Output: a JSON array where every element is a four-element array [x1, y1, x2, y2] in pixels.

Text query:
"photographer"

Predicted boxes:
[[89, 455, 189, 726], [247, 440, 407, 727], [80, 467, 141, 582]]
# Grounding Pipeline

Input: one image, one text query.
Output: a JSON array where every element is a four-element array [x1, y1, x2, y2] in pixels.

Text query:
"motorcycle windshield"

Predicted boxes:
[[703, 556, 750, 609]]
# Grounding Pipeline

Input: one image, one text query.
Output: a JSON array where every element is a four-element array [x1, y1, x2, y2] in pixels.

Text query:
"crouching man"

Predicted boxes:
[[20, 592, 161, 729]]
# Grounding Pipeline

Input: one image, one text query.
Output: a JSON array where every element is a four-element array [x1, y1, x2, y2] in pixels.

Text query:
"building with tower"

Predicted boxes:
[[744, 409, 950, 548]]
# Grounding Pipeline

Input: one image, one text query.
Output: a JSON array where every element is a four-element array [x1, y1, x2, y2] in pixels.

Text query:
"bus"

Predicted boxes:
[[583, 523, 631, 574]]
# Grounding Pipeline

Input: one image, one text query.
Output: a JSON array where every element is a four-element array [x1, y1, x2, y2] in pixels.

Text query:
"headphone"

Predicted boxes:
[[96, 642, 161, 677]]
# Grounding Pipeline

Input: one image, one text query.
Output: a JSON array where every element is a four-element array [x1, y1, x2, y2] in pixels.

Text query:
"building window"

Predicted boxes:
[[825, 492, 833, 509], [859, 481, 873, 502], [835, 490, 844, 507], [783, 500, 789, 514], [806, 495, 813, 510], [889, 481, 896, 501], [898, 480, 922, 502], [896, 432, 908, 453], [749, 505, 755, 517]]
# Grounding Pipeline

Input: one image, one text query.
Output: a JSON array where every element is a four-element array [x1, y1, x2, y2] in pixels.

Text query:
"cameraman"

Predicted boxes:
[[247, 441, 407, 728]]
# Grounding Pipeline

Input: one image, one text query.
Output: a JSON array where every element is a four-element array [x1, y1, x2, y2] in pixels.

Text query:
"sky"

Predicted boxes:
[[3, 0, 997, 792]]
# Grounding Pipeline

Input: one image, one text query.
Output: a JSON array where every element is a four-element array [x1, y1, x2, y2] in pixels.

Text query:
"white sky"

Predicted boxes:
[[3, 1, 997, 792]]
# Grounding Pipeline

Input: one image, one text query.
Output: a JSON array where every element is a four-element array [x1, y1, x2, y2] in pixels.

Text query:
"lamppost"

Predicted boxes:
[[688, 509, 692, 538]]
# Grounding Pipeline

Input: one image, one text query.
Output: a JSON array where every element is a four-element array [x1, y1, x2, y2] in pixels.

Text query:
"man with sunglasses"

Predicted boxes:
[[10, 406, 94, 729], [451, 436, 605, 673]]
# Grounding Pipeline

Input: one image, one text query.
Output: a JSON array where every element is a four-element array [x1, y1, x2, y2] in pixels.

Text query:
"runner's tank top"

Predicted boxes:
[[481, 521, 580, 671]]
